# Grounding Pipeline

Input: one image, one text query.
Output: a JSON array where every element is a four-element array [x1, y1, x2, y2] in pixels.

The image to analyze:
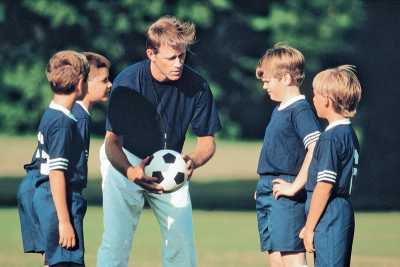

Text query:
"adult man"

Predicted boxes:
[[97, 16, 221, 267]]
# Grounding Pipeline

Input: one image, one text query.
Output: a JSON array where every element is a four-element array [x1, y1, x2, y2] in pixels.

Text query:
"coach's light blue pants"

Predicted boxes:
[[97, 144, 197, 267]]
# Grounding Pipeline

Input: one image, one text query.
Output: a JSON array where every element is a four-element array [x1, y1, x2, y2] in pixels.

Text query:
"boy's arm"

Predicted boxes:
[[183, 135, 216, 178], [300, 181, 333, 252], [272, 142, 316, 198], [49, 170, 76, 249]]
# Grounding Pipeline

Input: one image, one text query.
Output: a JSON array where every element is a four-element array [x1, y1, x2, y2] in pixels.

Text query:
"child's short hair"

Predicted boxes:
[[46, 50, 89, 94], [146, 15, 196, 53], [313, 65, 362, 118], [82, 52, 111, 80], [256, 43, 305, 86]]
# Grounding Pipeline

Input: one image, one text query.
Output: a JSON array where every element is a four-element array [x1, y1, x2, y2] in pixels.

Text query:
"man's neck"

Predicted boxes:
[[150, 62, 168, 82]]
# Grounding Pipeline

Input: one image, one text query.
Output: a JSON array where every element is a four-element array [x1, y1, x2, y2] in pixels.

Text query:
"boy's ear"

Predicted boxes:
[[75, 77, 88, 99], [282, 73, 292, 85]]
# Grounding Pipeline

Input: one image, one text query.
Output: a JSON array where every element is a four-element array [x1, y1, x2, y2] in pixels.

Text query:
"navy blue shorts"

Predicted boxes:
[[17, 171, 44, 253], [256, 175, 306, 252], [306, 193, 354, 267], [33, 182, 87, 266]]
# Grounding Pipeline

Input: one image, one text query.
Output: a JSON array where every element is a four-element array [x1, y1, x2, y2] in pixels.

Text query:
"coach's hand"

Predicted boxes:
[[299, 227, 315, 253], [183, 155, 196, 179], [59, 221, 76, 249], [127, 156, 163, 193], [272, 178, 295, 199]]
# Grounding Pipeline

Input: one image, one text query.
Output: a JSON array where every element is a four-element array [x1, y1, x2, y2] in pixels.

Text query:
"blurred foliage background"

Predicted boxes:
[[1, 0, 399, 209]]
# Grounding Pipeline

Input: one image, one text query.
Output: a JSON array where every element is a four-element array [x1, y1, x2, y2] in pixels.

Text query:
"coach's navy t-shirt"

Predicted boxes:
[[306, 119, 360, 196], [257, 95, 321, 176], [106, 60, 221, 158], [25, 102, 86, 189]]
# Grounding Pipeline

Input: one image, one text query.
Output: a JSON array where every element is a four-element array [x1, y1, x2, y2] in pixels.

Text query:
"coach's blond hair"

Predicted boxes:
[[146, 15, 195, 53], [256, 44, 305, 86], [313, 65, 362, 118], [46, 50, 89, 94]]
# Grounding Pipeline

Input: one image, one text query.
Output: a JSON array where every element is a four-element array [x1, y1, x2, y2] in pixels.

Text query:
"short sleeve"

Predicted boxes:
[[293, 107, 320, 148], [47, 126, 73, 171], [316, 139, 339, 184], [191, 82, 222, 136]]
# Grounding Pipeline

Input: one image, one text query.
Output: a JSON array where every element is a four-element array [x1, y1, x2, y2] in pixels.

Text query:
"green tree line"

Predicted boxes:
[[0, 0, 364, 138]]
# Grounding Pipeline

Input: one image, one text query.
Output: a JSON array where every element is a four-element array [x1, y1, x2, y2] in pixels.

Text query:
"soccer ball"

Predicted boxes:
[[144, 149, 188, 193]]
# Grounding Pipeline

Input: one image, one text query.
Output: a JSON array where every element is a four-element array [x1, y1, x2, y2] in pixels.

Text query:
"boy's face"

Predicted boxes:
[[312, 88, 328, 118], [260, 71, 285, 102], [87, 67, 112, 102], [147, 43, 187, 81]]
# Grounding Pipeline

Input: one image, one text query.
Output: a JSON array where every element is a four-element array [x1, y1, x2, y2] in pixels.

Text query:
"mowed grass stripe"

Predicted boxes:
[[1, 208, 399, 267], [0, 135, 260, 180]]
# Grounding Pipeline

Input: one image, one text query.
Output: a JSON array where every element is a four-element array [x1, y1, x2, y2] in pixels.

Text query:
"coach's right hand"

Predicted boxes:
[[126, 156, 164, 193]]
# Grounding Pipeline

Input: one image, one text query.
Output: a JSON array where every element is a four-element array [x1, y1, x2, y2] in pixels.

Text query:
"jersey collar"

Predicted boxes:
[[76, 101, 90, 116], [278, 95, 305, 111], [325, 119, 351, 131], [49, 101, 77, 122]]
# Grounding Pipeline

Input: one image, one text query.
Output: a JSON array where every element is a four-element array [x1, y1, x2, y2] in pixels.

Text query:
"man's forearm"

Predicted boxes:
[[105, 132, 132, 177], [188, 136, 216, 168], [49, 170, 71, 224]]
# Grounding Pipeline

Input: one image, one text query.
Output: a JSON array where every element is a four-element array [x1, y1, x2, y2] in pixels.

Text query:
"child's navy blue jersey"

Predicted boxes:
[[72, 101, 91, 179], [25, 102, 86, 189], [257, 96, 321, 176], [306, 120, 360, 196], [106, 60, 221, 158]]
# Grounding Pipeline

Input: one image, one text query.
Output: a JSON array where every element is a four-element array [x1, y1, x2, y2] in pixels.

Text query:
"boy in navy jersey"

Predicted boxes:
[[72, 52, 112, 174], [300, 65, 362, 267], [255, 44, 320, 267], [17, 50, 89, 267]]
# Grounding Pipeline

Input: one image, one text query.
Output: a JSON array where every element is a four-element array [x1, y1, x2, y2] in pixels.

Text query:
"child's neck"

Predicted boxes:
[[52, 94, 76, 111], [80, 97, 92, 112], [281, 85, 301, 103], [325, 112, 347, 124]]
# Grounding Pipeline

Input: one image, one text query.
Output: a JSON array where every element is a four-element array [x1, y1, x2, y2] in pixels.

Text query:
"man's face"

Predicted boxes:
[[87, 67, 112, 102], [148, 43, 187, 81]]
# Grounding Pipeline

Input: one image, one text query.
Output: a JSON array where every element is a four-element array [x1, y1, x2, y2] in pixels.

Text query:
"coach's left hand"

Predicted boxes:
[[272, 179, 295, 199]]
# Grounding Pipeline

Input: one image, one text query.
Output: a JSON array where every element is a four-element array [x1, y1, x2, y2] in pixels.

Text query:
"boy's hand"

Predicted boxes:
[[183, 155, 196, 179], [127, 156, 163, 193], [59, 221, 76, 249], [272, 179, 295, 199], [299, 227, 315, 253]]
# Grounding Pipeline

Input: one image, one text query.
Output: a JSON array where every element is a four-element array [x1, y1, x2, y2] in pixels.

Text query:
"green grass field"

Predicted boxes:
[[1, 208, 399, 267], [1, 136, 399, 266]]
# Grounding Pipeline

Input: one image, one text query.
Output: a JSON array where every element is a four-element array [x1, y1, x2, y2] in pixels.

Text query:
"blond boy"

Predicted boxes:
[[301, 65, 362, 267], [255, 44, 320, 267]]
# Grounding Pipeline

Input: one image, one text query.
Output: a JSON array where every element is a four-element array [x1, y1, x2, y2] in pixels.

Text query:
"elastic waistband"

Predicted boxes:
[[36, 180, 84, 193], [306, 191, 350, 199]]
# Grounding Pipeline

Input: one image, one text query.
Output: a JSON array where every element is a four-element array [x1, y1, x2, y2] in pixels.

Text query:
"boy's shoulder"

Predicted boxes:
[[72, 102, 90, 121], [40, 104, 77, 131]]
